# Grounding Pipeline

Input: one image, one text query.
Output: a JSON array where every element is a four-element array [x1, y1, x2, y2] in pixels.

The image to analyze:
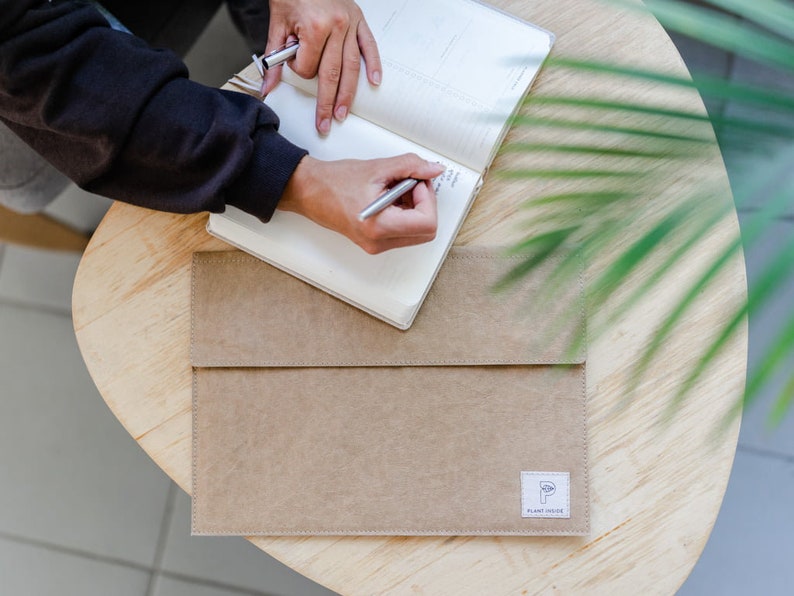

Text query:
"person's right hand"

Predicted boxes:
[[278, 154, 445, 254]]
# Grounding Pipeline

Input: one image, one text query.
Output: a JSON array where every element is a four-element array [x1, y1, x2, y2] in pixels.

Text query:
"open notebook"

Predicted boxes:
[[208, 0, 554, 328]]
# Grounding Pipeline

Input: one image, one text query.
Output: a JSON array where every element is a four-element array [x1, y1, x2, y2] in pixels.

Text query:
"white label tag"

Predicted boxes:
[[521, 471, 570, 518]]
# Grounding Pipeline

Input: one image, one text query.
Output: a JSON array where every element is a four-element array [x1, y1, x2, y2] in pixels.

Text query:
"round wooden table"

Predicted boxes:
[[73, 0, 747, 593]]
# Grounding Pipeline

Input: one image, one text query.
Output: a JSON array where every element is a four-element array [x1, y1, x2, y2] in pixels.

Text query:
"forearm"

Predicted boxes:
[[0, 0, 306, 220]]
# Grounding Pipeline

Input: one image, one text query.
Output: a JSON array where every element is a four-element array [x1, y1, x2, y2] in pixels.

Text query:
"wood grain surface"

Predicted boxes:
[[72, 0, 746, 593]]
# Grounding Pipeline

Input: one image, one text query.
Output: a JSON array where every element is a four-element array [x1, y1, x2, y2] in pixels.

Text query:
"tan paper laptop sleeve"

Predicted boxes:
[[191, 246, 589, 536]]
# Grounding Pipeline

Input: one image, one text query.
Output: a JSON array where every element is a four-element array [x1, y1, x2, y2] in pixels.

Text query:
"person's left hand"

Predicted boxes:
[[263, 0, 382, 136]]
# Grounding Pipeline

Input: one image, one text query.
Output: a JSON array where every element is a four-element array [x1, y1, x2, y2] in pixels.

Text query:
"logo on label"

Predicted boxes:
[[521, 472, 570, 519], [539, 480, 556, 504]]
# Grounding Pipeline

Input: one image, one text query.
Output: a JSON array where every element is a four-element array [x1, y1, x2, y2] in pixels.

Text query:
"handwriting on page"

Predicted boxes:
[[433, 165, 462, 195]]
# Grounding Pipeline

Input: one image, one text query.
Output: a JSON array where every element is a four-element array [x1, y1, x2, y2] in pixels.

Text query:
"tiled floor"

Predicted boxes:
[[1, 6, 793, 596]]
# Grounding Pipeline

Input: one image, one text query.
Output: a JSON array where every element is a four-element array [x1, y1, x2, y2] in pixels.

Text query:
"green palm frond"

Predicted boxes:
[[638, 0, 794, 72], [500, 0, 794, 429], [703, 0, 794, 40], [550, 57, 794, 112]]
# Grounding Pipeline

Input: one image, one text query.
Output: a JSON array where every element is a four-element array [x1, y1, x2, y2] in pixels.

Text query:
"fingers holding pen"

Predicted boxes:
[[362, 179, 438, 244], [358, 156, 445, 241], [260, 31, 298, 96], [278, 155, 445, 254], [262, 0, 382, 135]]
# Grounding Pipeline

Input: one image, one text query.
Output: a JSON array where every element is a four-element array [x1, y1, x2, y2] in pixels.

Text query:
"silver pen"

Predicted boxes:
[[358, 179, 419, 221]]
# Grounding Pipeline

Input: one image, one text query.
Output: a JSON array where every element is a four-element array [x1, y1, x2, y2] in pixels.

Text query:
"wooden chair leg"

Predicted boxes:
[[0, 204, 89, 252]]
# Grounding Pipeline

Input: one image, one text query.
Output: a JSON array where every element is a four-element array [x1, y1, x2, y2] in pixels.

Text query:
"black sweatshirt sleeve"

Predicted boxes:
[[0, 0, 308, 221]]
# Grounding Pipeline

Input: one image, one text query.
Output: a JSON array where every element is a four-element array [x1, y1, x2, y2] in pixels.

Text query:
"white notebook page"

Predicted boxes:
[[210, 84, 481, 327], [283, 0, 553, 171]]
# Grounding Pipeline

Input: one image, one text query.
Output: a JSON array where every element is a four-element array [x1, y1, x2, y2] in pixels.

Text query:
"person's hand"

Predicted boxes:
[[278, 154, 445, 254], [263, 0, 381, 135]]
